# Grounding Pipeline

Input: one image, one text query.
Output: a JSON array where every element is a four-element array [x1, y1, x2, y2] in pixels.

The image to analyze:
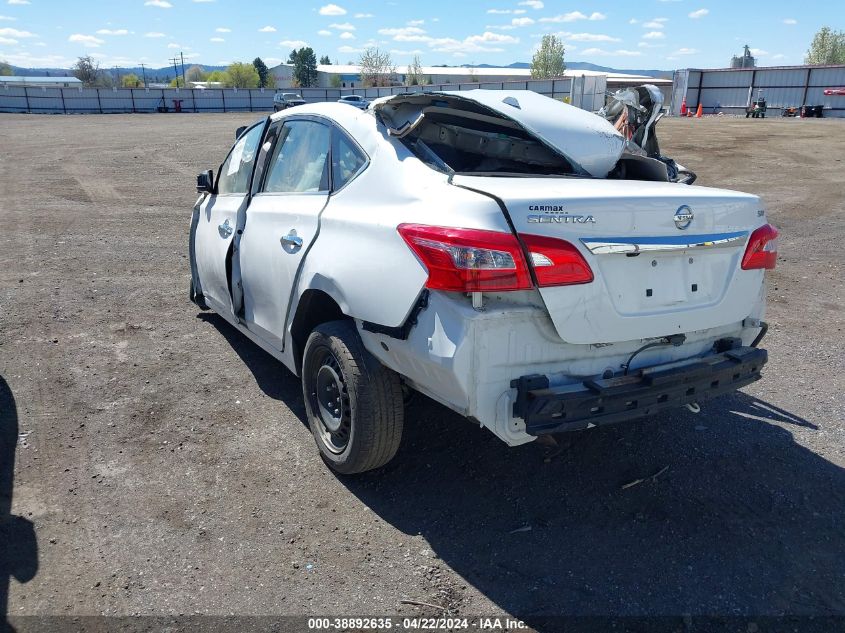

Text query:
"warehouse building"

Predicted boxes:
[[0, 76, 82, 89], [270, 63, 670, 93], [671, 64, 845, 118]]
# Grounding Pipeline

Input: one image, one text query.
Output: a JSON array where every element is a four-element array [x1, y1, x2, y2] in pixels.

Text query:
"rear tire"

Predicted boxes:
[[302, 320, 404, 474]]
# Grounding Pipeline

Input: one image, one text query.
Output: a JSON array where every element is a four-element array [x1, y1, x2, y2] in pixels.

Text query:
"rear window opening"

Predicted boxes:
[[382, 97, 579, 177]]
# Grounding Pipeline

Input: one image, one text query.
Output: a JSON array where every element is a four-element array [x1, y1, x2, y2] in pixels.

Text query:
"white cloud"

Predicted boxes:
[[643, 20, 665, 29], [258, 25, 276, 32], [782, 18, 797, 25], [539, 11, 602, 23], [772, 53, 786, 59], [378, 26, 427, 41], [167, 42, 180, 48], [319, 3, 346, 16], [688, 8, 709, 18], [210, 36, 224, 42], [144, 31, 166, 37], [511, 17, 534, 26], [68, 33, 105, 47], [0, 27, 34, 37], [7, 0, 30, 4], [354, 12, 374, 18], [642, 31, 665, 39], [280, 39, 308, 48], [0, 14, 16, 20], [487, 8, 525, 14], [215, 27, 231, 32], [144, 0, 172, 7], [567, 32, 621, 42], [637, 41, 663, 48], [338, 45, 361, 53], [672, 47, 698, 55], [750, 48, 768, 56], [317, 29, 332, 36], [628, 18, 638, 24], [96, 28, 129, 35], [582, 47, 641, 56], [518, 0, 543, 8], [329, 22, 355, 30], [339, 31, 354, 39], [407, 19, 424, 26], [0, 36, 16, 44]]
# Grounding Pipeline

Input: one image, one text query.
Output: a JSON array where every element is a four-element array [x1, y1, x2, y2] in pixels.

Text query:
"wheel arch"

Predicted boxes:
[[290, 288, 350, 375]]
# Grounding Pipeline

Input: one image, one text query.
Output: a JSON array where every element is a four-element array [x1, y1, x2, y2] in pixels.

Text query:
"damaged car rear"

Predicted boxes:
[[189, 88, 777, 474]]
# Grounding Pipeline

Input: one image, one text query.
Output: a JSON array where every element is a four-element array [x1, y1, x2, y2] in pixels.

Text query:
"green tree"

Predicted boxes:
[[290, 47, 318, 87], [206, 70, 229, 84], [530, 34, 566, 79], [805, 26, 845, 65], [252, 57, 270, 87], [71, 55, 101, 86], [329, 74, 342, 88], [225, 62, 261, 88], [121, 73, 143, 88], [319, 55, 331, 65], [0, 60, 12, 76], [405, 55, 423, 85]]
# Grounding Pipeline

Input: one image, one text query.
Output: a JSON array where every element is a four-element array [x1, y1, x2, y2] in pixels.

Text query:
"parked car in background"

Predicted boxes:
[[190, 88, 775, 474], [273, 93, 306, 112], [337, 94, 370, 109]]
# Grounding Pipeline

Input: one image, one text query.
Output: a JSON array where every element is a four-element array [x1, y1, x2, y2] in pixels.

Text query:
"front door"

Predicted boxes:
[[238, 118, 332, 349], [193, 122, 265, 317]]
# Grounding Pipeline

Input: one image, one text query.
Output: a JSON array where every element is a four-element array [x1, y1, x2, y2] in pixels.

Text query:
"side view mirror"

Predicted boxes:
[[235, 125, 247, 139], [196, 169, 214, 193]]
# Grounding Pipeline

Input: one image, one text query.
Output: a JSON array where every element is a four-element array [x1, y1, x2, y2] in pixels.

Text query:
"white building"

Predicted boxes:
[[269, 63, 669, 91], [0, 76, 83, 88]]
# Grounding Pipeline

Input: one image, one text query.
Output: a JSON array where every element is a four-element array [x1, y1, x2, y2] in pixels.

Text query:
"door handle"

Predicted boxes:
[[218, 218, 233, 238], [281, 231, 303, 252]]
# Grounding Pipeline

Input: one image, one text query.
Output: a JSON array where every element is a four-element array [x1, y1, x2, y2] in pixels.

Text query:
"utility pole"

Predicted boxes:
[[140, 63, 147, 88], [180, 51, 187, 88], [170, 56, 180, 87]]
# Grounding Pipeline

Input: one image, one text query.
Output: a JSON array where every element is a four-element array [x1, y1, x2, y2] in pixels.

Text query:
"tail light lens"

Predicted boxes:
[[741, 223, 779, 270], [521, 233, 594, 286], [397, 224, 594, 292], [398, 224, 532, 292]]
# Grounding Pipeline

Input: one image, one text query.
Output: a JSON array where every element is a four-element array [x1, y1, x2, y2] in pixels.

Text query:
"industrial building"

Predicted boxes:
[[269, 63, 670, 93], [671, 64, 845, 118], [0, 76, 82, 88]]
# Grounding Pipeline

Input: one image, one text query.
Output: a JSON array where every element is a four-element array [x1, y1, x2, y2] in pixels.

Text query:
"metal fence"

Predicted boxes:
[[0, 76, 607, 114], [670, 65, 845, 117]]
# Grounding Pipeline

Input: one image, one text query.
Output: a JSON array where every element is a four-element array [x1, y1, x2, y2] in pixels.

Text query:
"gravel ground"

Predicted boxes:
[[0, 113, 843, 630]]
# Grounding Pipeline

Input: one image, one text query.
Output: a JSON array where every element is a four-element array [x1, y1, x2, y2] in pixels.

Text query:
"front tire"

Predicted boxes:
[[302, 320, 404, 474]]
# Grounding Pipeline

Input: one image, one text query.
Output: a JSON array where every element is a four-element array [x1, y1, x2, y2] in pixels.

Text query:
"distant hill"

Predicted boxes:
[[9, 64, 227, 83], [11, 61, 672, 81]]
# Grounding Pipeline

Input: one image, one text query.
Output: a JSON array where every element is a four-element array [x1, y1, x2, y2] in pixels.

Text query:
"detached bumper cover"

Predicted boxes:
[[512, 346, 767, 435]]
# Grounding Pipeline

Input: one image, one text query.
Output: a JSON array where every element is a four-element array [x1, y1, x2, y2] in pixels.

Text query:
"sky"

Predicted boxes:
[[0, 0, 842, 71]]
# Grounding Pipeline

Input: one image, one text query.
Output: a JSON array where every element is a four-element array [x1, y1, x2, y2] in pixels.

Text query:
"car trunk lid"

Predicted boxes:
[[452, 175, 766, 344]]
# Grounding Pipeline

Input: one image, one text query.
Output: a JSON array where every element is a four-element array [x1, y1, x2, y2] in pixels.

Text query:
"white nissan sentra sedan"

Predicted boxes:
[[189, 88, 776, 474]]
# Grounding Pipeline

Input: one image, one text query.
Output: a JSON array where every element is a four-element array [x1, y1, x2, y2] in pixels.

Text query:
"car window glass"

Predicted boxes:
[[332, 130, 367, 190], [217, 124, 264, 194], [263, 120, 330, 193]]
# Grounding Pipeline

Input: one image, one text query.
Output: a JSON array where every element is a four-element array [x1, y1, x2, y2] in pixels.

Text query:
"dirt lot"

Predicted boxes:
[[1, 113, 844, 629]]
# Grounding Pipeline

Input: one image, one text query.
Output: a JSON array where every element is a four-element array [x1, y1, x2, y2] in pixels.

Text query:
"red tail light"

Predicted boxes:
[[398, 224, 532, 292], [741, 223, 779, 270], [521, 233, 594, 286], [397, 224, 594, 292]]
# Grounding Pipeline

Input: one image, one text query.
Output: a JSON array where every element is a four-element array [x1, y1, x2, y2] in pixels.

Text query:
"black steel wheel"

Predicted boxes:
[[301, 320, 404, 474]]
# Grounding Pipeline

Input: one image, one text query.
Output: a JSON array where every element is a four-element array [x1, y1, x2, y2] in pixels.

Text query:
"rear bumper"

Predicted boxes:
[[512, 346, 767, 435]]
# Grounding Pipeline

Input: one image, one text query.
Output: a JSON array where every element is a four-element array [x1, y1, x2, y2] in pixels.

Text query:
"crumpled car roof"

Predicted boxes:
[[374, 89, 627, 178]]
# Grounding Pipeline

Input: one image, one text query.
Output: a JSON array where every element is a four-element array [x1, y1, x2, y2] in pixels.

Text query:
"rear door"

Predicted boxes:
[[194, 122, 266, 317], [238, 118, 332, 349]]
